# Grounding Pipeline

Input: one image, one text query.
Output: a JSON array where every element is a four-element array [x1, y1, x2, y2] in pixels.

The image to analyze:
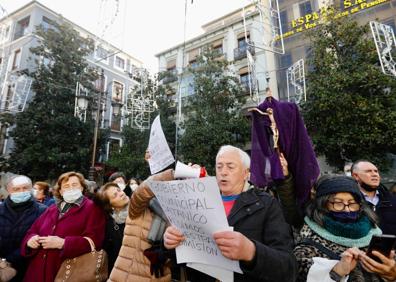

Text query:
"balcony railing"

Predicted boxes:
[[238, 81, 254, 97], [13, 29, 28, 41], [233, 43, 255, 61], [212, 48, 226, 59], [161, 69, 178, 84]]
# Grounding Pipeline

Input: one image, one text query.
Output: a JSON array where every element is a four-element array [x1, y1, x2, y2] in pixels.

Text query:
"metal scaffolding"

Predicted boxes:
[[370, 21, 396, 77], [124, 68, 155, 131], [286, 59, 306, 104], [246, 49, 260, 103], [243, 0, 285, 55]]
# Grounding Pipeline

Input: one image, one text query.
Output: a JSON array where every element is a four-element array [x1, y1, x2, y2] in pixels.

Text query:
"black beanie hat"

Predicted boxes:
[[316, 176, 362, 202]]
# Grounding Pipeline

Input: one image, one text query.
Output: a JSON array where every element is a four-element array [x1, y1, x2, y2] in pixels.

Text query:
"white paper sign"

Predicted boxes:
[[148, 177, 242, 279], [147, 115, 175, 174], [187, 262, 234, 282]]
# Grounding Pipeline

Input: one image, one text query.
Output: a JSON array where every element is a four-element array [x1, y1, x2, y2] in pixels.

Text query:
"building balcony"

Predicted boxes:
[[212, 48, 226, 60], [233, 43, 255, 61], [13, 29, 29, 41], [238, 81, 254, 97], [160, 69, 178, 84]]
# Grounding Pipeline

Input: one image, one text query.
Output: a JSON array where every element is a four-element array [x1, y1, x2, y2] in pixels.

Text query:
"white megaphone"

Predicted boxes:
[[174, 161, 207, 179]]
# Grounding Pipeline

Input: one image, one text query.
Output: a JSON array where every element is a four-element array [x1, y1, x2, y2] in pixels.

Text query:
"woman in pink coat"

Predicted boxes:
[[21, 171, 106, 282]]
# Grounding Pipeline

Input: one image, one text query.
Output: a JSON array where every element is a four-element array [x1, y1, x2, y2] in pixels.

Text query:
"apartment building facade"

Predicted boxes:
[[0, 1, 142, 162], [276, 0, 396, 100], [155, 3, 279, 111]]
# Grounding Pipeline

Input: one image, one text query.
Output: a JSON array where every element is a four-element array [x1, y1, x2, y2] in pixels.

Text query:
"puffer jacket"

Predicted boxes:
[[108, 169, 174, 282]]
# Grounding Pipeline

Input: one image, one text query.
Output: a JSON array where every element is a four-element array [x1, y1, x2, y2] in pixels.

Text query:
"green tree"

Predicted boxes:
[[8, 20, 100, 180], [301, 16, 396, 170], [106, 74, 176, 179], [179, 50, 250, 173]]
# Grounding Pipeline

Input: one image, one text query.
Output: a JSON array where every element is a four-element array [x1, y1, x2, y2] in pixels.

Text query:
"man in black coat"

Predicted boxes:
[[351, 160, 396, 235], [0, 175, 47, 281], [164, 145, 297, 282]]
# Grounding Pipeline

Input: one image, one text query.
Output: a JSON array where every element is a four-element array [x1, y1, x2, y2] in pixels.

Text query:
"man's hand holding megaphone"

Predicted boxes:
[[174, 161, 207, 179]]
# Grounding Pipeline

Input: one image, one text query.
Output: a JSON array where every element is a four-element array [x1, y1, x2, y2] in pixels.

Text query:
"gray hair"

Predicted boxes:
[[216, 145, 250, 169], [7, 175, 32, 188], [351, 159, 374, 174]]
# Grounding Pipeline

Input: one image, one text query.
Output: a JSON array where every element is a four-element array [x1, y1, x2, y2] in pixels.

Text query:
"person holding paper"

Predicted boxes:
[[164, 145, 297, 282]]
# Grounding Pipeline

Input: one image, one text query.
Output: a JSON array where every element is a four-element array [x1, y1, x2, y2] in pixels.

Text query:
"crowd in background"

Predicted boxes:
[[0, 146, 395, 282]]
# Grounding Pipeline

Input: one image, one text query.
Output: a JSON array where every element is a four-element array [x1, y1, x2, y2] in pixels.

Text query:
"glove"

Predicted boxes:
[[143, 245, 169, 278]]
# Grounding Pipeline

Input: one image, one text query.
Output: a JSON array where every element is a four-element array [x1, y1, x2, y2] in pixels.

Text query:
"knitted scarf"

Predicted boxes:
[[304, 216, 382, 248], [323, 215, 371, 239]]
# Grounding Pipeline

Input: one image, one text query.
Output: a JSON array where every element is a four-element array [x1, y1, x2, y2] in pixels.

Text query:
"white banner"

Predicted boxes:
[[148, 177, 242, 280], [147, 115, 175, 174]]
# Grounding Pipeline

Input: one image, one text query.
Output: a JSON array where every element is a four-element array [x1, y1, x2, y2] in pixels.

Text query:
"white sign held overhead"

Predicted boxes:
[[148, 177, 242, 281], [147, 115, 175, 174]]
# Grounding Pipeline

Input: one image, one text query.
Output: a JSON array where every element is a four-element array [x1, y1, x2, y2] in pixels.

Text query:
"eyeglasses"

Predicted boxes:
[[328, 201, 361, 211]]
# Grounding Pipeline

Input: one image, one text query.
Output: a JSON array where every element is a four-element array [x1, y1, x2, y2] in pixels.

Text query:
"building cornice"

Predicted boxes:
[[155, 5, 259, 58]]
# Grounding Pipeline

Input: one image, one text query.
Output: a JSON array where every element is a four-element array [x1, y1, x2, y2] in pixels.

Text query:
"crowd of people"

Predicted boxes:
[[0, 145, 395, 282]]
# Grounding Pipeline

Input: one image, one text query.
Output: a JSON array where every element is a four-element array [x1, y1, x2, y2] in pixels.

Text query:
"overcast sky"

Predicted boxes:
[[1, 0, 248, 73]]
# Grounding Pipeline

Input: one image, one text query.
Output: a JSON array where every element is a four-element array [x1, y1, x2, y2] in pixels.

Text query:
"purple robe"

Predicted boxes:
[[250, 98, 319, 205]]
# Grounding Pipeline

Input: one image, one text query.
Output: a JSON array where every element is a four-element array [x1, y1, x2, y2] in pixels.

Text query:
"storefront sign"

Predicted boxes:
[[278, 0, 390, 40]]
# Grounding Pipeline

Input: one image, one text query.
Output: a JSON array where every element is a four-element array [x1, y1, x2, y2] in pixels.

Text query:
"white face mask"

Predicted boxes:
[[130, 184, 139, 191], [117, 183, 126, 191], [62, 189, 83, 203]]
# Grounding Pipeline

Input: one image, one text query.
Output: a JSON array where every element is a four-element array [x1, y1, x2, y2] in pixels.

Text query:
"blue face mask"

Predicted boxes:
[[10, 191, 32, 203], [328, 211, 360, 223]]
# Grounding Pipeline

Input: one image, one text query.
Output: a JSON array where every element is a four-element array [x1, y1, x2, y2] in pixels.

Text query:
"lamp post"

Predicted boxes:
[[75, 69, 123, 181], [88, 70, 103, 181]]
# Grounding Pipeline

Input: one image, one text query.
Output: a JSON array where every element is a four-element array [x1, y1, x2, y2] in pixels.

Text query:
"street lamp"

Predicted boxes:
[[75, 69, 123, 181]]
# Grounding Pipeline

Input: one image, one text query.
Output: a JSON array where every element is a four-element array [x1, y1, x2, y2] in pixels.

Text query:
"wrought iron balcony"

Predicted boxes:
[[233, 43, 255, 61], [237, 81, 255, 97], [160, 69, 178, 84], [212, 48, 226, 59]]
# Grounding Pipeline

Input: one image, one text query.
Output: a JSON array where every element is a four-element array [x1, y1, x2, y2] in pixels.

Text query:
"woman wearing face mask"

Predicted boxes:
[[32, 181, 55, 207], [294, 176, 386, 282], [94, 182, 129, 274], [108, 172, 132, 198], [129, 178, 140, 192], [20, 171, 106, 282]]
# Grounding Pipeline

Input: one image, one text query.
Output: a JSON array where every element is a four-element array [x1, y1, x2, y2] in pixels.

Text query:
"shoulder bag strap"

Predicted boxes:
[[83, 237, 96, 252], [299, 238, 341, 260]]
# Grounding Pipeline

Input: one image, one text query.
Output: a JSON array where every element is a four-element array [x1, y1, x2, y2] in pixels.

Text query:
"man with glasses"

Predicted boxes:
[[0, 175, 47, 281], [351, 160, 396, 235]]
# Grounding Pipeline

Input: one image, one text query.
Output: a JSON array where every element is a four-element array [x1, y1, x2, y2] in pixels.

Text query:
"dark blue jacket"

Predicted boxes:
[[0, 197, 46, 281]]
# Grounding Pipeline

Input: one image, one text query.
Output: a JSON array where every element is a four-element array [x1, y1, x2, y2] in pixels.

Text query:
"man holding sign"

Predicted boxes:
[[164, 145, 297, 282]]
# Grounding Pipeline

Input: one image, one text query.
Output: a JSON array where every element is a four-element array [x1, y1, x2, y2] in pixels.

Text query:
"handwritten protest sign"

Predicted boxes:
[[148, 177, 242, 280], [147, 115, 175, 174]]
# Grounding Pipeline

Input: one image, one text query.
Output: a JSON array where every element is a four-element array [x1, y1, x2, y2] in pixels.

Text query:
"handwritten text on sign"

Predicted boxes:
[[148, 177, 241, 273], [147, 115, 175, 174]]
